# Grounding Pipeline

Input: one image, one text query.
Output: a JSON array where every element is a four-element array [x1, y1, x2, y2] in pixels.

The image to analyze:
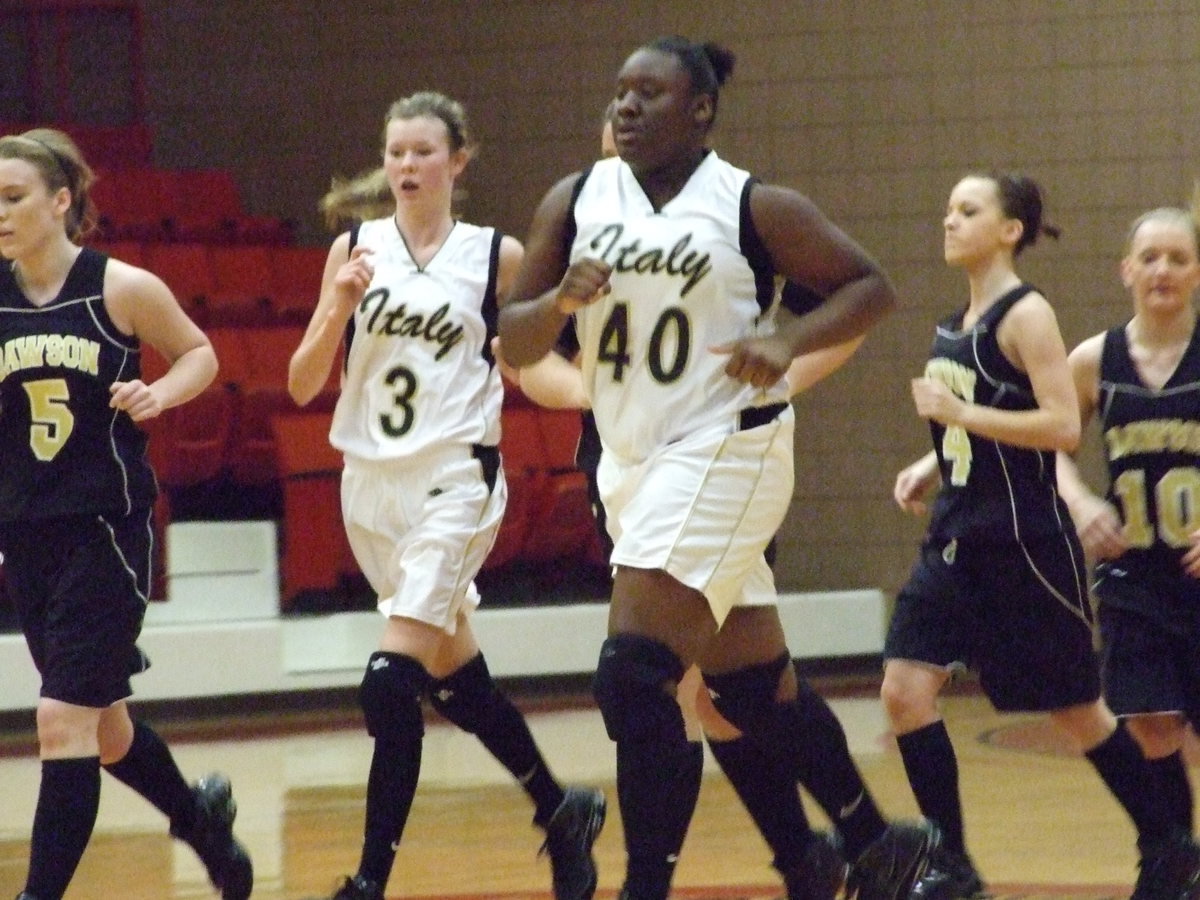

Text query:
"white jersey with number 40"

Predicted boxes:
[[570, 152, 788, 464]]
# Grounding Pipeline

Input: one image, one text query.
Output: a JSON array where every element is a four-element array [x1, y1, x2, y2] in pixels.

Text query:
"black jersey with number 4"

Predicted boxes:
[[0, 249, 156, 521], [1095, 323, 1200, 612], [925, 283, 1072, 542]]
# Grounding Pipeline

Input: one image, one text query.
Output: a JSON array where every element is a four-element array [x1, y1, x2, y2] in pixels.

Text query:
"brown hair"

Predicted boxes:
[[319, 91, 472, 229], [0, 127, 97, 242]]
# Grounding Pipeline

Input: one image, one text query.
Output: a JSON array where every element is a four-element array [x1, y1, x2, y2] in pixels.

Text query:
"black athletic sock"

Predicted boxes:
[[1086, 723, 1178, 850], [103, 720, 197, 838], [781, 680, 888, 859], [26, 756, 101, 900], [431, 655, 564, 827], [357, 652, 429, 887], [620, 735, 702, 900], [897, 720, 965, 855], [1147, 750, 1195, 836], [707, 736, 813, 872], [359, 733, 422, 885]]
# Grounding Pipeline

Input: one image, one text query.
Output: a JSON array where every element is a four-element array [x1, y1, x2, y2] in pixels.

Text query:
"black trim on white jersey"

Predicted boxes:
[[738, 178, 777, 314], [780, 281, 825, 317], [342, 222, 361, 374], [564, 166, 594, 266], [480, 229, 503, 366]]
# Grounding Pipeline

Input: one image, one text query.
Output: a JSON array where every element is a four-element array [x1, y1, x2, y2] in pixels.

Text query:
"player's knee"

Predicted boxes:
[[428, 653, 501, 734], [879, 662, 934, 728], [593, 634, 686, 743], [359, 651, 429, 742], [702, 652, 790, 732]]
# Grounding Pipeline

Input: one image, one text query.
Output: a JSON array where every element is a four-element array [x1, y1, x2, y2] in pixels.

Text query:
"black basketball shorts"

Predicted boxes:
[[885, 531, 1101, 712], [1, 509, 153, 707]]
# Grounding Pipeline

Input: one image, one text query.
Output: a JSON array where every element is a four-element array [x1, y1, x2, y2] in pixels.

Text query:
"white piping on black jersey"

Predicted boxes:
[[105, 346, 136, 515], [941, 314, 1092, 623], [98, 510, 151, 609]]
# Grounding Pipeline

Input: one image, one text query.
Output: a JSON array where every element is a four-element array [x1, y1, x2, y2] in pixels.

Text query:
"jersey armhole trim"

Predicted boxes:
[[738, 178, 776, 313]]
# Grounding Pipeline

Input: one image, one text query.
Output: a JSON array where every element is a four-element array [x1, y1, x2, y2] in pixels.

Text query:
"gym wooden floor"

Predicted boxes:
[[0, 675, 1196, 900]]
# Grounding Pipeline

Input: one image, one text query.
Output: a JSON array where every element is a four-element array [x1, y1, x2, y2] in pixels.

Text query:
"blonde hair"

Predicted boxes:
[[1123, 204, 1200, 256], [319, 91, 473, 229], [0, 128, 97, 242]]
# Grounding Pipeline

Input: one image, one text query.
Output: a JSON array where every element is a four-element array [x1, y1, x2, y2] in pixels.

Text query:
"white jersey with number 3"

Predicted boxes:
[[570, 152, 788, 464], [330, 218, 503, 462]]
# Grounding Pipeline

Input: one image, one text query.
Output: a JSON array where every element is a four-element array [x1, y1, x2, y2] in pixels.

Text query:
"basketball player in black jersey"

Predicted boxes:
[[1058, 205, 1200, 894], [883, 172, 1200, 900], [0, 129, 252, 900]]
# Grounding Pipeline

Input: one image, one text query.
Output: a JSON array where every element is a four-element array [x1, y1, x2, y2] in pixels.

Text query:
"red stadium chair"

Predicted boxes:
[[208, 245, 275, 326], [269, 245, 328, 324], [144, 243, 217, 316], [272, 412, 350, 608]]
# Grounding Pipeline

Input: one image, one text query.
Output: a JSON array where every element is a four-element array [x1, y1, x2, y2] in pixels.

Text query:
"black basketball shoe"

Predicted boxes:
[[175, 773, 254, 900], [1131, 835, 1200, 900], [846, 819, 940, 900], [910, 847, 986, 900], [540, 786, 608, 900], [781, 831, 848, 900], [311, 875, 385, 900]]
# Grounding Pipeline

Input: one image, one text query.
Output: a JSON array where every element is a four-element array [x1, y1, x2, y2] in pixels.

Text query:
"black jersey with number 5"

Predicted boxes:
[[925, 283, 1072, 542], [0, 249, 156, 521], [1096, 324, 1200, 611]]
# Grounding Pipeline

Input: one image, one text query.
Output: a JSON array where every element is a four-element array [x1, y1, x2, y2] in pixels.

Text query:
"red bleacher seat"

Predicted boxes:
[[490, 404, 543, 570], [227, 326, 307, 484], [144, 243, 216, 323], [208, 245, 275, 326], [272, 412, 352, 608], [140, 343, 237, 487], [89, 239, 146, 268], [170, 169, 293, 245], [90, 167, 176, 242], [269, 245, 327, 324]]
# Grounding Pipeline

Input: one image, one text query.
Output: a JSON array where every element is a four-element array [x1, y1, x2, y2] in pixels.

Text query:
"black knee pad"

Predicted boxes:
[[593, 634, 686, 743], [358, 651, 429, 741], [428, 653, 500, 734], [703, 652, 791, 733]]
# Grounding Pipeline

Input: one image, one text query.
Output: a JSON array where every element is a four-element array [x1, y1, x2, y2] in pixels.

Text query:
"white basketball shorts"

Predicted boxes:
[[341, 445, 506, 633], [598, 404, 794, 627]]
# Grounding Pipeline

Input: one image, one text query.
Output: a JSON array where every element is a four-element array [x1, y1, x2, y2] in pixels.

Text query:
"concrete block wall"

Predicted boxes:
[[128, 0, 1200, 598]]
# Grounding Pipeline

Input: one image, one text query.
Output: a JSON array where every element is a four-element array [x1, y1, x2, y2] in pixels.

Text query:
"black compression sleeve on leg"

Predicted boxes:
[[594, 634, 694, 900], [357, 652, 429, 887], [430, 653, 564, 826]]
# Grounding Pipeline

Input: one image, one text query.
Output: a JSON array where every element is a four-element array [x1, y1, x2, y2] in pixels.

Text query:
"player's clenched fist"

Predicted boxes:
[[554, 257, 611, 314]]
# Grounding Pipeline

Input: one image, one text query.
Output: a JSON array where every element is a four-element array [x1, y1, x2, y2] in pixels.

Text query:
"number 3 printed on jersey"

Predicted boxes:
[[23, 378, 74, 461], [380, 364, 418, 437], [597, 301, 691, 384]]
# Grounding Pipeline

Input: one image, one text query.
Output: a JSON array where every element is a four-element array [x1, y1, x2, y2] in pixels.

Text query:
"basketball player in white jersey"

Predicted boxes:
[[288, 92, 604, 900], [500, 36, 938, 900]]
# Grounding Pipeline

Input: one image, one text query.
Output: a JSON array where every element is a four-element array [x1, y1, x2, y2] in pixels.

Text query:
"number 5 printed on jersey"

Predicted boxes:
[[23, 378, 74, 461]]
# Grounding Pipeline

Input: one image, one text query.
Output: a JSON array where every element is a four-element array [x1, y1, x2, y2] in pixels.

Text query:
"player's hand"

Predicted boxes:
[[911, 377, 966, 425], [1181, 528, 1200, 579], [554, 258, 611, 314], [893, 456, 939, 515], [1070, 495, 1128, 561], [333, 246, 375, 307], [110, 379, 163, 422], [711, 334, 792, 389]]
